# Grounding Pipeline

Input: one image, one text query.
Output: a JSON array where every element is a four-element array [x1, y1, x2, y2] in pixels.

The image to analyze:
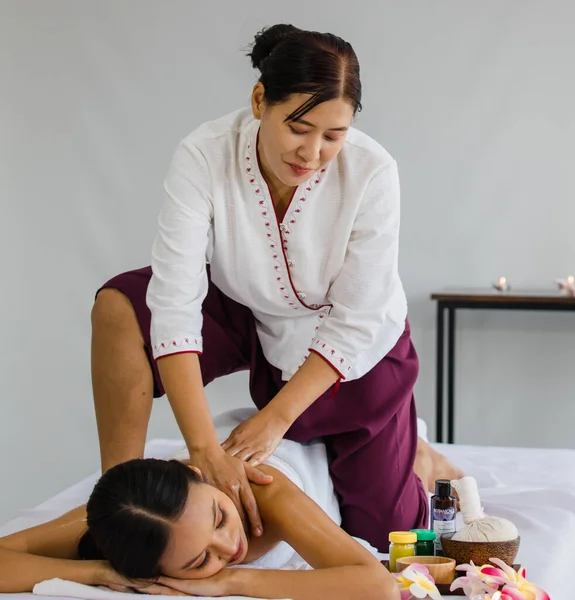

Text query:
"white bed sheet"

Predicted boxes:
[[1, 440, 573, 600]]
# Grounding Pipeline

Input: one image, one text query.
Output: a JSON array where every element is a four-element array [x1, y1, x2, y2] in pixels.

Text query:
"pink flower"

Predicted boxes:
[[393, 563, 443, 600], [452, 559, 550, 600], [488, 558, 550, 600], [451, 574, 498, 598], [465, 562, 507, 587], [451, 561, 506, 596]]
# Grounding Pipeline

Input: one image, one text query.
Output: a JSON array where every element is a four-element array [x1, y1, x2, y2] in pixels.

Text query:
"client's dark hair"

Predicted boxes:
[[78, 458, 202, 579], [247, 23, 362, 121]]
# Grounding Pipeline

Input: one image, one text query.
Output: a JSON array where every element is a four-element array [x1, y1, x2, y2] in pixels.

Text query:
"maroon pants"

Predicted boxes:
[[98, 266, 428, 551]]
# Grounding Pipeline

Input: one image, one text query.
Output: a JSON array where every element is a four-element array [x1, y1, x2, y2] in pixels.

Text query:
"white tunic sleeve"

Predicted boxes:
[[146, 142, 213, 360], [309, 161, 403, 379]]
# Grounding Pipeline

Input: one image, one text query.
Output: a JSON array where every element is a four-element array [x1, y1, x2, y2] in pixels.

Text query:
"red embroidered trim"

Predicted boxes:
[[155, 350, 202, 361], [315, 307, 330, 328], [245, 143, 298, 310], [308, 348, 347, 380], [245, 131, 331, 312], [278, 168, 326, 264], [283, 167, 327, 237], [309, 335, 352, 377], [281, 248, 332, 312], [276, 167, 330, 311], [153, 337, 202, 355], [296, 308, 338, 373]]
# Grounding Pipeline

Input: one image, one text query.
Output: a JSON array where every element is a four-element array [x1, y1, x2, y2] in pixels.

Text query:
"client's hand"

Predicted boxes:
[[156, 571, 231, 597], [221, 407, 290, 467], [191, 447, 273, 538], [96, 562, 181, 595]]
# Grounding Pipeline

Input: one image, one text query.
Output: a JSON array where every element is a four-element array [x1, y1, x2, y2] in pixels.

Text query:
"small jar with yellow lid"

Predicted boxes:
[[388, 531, 417, 572]]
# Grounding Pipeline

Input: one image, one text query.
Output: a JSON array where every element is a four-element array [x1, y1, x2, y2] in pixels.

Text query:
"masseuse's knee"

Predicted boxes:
[[92, 288, 138, 336]]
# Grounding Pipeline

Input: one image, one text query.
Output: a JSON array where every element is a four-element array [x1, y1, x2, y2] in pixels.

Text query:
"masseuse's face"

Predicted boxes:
[[159, 482, 248, 579], [252, 85, 354, 187]]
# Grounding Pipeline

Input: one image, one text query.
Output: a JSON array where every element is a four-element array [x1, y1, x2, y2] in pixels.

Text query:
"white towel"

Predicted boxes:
[[33, 578, 285, 600]]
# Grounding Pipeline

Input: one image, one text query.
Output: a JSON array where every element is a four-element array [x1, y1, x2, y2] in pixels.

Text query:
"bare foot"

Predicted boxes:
[[414, 438, 465, 493]]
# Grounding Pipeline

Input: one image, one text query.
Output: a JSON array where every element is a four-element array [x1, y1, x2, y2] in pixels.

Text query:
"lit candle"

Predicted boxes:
[[556, 275, 575, 295], [493, 276, 509, 292]]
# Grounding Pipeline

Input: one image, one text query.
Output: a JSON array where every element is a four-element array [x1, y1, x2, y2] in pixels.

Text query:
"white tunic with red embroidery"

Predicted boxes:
[[146, 107, 407, 382]]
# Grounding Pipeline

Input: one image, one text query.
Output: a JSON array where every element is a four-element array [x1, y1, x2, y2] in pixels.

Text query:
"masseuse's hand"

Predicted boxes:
[[221, 407, 291, 467], [190, 447, 273, 537]]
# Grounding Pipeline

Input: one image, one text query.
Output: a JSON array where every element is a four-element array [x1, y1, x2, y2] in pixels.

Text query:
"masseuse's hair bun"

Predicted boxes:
[[248, 24, 302, 71], [246, 24, 362, 120]]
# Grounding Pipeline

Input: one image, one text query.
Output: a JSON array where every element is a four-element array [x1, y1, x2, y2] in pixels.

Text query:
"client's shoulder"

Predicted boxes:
[[250, 463, 308, 535], [252, 464, 299, 500]]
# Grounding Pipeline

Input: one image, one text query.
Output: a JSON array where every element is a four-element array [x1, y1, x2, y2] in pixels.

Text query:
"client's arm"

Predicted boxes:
[[161, 465, 400, 600], [0, 505, 120, 593]]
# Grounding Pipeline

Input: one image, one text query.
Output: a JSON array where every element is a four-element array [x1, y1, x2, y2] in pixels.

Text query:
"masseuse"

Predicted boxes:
[[91, 23, 442, 552]]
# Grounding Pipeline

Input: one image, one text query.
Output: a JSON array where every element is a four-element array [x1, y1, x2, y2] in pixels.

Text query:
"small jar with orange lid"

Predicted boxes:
[[388, 531, 417, 572]]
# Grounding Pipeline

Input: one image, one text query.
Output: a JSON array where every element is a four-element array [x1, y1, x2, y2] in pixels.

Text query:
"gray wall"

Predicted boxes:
[[1, 0, 574, 524]]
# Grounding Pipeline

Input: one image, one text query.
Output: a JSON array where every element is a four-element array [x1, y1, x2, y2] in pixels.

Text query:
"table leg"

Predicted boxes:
[[435, 302, 445, 442], [447, 308, 456, 444]]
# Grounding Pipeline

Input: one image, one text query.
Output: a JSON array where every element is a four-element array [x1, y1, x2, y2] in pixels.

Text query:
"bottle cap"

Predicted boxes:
[[389, 531, 417, 544], [409, 529, 437, 541], [435, 479, 452, 497]]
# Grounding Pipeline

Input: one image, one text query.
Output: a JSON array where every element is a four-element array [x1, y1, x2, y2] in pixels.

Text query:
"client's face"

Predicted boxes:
[[159, 483, 248, 579]]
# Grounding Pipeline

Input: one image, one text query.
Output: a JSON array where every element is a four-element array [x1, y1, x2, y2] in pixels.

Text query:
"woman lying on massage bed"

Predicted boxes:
[[0, 409, 462, 600], [0, 456, 401, 600]]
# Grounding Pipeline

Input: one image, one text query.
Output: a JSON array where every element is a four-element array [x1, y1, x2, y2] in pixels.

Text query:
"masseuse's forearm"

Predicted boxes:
[[229, 565, 399, 600], [264, 351, 340, 424], [0, 546, 101, 593], [156, 353, 220, 453]]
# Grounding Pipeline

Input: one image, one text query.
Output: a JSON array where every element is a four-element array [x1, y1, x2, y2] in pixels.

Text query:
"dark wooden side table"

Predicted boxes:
[[430, 289, 575, 443]]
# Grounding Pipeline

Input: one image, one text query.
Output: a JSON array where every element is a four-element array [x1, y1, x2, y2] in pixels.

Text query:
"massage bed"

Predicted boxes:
[[1, 429, 572, 600]]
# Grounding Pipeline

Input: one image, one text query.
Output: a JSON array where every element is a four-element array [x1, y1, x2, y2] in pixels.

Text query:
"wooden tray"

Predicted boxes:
[[383, 561, 521, 596]]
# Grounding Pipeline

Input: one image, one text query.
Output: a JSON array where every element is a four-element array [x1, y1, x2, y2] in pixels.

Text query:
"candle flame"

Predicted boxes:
[[499, 277, 507, 286], [567, 275, 575, 286]]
